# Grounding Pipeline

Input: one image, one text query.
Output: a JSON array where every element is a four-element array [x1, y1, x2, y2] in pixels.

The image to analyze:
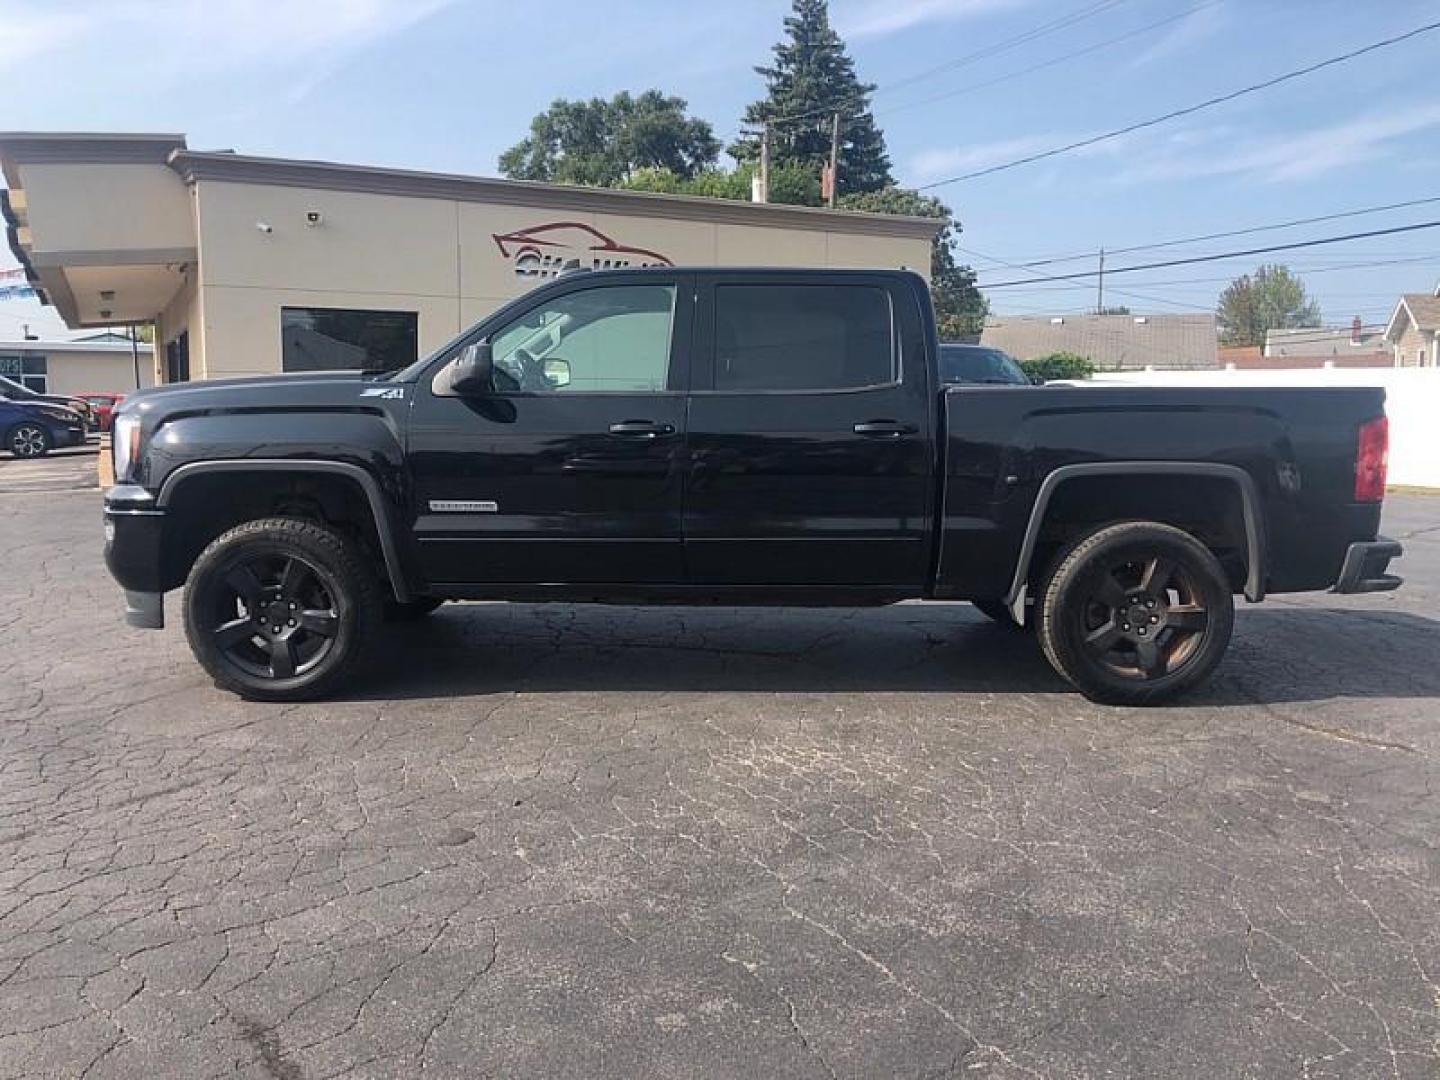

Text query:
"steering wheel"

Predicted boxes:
[[513, 348, 552, 393]]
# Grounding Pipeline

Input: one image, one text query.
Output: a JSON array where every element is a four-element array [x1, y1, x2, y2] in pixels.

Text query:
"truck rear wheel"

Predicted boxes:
[[1038, 521, 1233, 706], [183, 517, 383, 701]]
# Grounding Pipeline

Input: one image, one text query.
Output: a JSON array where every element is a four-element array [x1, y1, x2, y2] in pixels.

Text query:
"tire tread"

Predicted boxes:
[[183, 516, 384, 701]]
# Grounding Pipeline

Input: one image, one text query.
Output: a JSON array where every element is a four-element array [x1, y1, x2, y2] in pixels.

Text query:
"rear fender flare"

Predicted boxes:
[[1005, 461, 1266, 621]]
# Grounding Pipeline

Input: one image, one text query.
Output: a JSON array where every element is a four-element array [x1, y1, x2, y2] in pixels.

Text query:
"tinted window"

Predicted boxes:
[[489, 284, 675, 393], [714, 284, 893, 391], [282, 307, 418, 373], [938, 345, 1028, 385]]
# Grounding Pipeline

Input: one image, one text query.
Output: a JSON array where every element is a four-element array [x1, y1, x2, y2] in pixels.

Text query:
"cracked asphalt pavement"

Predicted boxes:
[[2, 481, 1437, 1078]]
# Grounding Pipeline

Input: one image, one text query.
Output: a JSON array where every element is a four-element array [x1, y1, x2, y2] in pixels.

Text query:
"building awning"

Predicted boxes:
[[1, 133, 194, 327]]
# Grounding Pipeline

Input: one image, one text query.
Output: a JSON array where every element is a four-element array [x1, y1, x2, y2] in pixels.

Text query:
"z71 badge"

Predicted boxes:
[[359, 387, 405, 399]]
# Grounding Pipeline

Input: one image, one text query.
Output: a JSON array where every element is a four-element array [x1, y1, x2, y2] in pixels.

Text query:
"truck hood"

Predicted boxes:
[[121, 369, 397, 420]]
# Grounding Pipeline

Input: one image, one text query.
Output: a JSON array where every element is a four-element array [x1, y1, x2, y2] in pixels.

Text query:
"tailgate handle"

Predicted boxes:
[[853, 420, 916, 438], [608, 420, 675, 439]]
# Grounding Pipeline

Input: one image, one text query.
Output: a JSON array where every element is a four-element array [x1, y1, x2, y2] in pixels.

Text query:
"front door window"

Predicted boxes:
[[489, 284, 676, 393]]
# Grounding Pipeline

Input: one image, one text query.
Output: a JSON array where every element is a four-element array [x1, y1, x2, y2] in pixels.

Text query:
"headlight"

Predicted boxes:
[[40, 406, 80, 423], [112, 414, 142, 482]]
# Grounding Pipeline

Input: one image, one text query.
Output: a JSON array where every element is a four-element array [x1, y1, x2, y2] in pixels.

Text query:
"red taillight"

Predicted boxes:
[[1354, 415, 1388, 502]]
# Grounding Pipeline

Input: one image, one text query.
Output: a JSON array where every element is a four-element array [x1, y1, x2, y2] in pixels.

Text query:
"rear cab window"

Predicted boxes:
[[710, 283, 895, 392]]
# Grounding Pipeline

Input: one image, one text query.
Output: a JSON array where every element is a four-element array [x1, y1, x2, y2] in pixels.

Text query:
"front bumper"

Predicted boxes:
[[1331, 537, 1403, 594], [54, 424, 85, 448], [104, 484, 167, 628]]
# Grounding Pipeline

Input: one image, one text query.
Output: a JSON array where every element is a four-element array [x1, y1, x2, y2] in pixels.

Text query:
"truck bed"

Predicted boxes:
[[935, 384, 1388, 602]]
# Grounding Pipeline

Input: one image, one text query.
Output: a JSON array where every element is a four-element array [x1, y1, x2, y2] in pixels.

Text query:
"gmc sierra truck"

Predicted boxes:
[[103, 267, 1402, 705]]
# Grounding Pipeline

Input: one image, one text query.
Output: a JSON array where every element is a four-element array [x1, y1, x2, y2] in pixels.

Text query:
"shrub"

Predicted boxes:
[[1021, 352, 1095, 382]]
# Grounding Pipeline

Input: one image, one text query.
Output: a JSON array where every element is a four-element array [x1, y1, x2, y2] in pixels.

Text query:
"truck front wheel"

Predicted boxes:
[[183, 517, 384, 701], [1038, 522, 1234, 706]]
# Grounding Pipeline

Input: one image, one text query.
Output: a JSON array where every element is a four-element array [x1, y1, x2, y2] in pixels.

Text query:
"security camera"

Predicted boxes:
[[305, 210, 323, 227], [256, 221, 273, 234]]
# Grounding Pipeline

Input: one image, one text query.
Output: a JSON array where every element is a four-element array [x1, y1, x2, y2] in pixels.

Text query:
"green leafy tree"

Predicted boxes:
[[619, 161, 821, 206], [500, 90, 719, 186], [1097, 305, 1131, 315], [840, 187, 987, 338], [1021, 352, 1096, 382], [732, 0, 892, 197], [1217, 263, 1321, 347]]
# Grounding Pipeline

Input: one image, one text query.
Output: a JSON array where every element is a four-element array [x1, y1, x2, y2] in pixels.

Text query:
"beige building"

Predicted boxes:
[[981, 312, 1218, 371], [0, 333, 154, 396], [1, 133, 939, 384]]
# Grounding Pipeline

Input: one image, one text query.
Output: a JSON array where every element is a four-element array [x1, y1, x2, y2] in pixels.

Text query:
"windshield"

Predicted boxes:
[[938, 344, 1028, 385], [0, 375, 40, 399]]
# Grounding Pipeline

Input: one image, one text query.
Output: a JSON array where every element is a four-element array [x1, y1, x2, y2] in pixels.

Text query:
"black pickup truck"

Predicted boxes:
[[103, 267, 1401, 704]]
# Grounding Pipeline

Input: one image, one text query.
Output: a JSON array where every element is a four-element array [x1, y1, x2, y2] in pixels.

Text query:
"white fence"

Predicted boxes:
[[1086, 367, 1440, 489]]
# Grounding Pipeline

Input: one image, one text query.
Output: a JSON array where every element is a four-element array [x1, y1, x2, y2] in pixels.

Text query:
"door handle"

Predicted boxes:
[[852, 420, 916, 438], [608, 420, 676, 439]]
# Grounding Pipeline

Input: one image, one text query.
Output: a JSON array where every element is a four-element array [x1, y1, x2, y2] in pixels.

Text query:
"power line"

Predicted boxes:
[[984, 195, 1440, 268], [977, 220, 1440, 288], [877, 1, 1221, 120], [754, 0, 1131, 128], [977, 255, 1440, 292], [917, 18, 1440, 189]]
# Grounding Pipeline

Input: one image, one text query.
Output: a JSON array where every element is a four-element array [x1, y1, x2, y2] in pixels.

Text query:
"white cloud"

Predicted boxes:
[[1130, 2, 1228, 68], [908, 134, 1060, 183], [0, 0, 456, 79], [1118, 102, 1440, 184], [837, 0, 1028, 40], [0, 6, 90, 68]]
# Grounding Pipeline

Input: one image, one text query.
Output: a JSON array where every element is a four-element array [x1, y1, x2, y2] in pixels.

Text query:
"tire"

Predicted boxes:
[[385, 597, 444, 622], [183, 517, 384, 701], [8, 423, 52, 458], [1038, 521, 1234, 706]]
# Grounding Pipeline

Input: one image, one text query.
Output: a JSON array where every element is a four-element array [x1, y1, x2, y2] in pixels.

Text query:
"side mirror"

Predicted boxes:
[[542, 358, 571, 388], [451, 341, 494, 395]]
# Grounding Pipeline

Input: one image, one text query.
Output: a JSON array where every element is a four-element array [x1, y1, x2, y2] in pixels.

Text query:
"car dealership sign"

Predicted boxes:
[[492, 222, 673, 279]]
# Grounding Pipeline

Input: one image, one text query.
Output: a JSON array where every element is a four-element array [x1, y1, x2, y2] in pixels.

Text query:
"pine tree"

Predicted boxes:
[[732, 0, 892, 199]]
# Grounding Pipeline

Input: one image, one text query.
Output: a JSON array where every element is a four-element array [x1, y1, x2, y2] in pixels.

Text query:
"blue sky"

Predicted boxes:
[[3, 0, 1439, 336]]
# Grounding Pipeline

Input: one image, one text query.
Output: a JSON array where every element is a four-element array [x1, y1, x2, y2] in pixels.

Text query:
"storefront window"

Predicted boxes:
[[0, 352, 47, 392], [281, 307, 418, 373]]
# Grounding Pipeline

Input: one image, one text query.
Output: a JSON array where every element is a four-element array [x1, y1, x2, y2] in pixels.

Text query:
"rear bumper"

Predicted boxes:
[[1331, 537, 1403, 594]]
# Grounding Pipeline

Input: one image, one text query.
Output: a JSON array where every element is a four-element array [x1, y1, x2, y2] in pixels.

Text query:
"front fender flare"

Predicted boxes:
[[156, 459, 413, 602]]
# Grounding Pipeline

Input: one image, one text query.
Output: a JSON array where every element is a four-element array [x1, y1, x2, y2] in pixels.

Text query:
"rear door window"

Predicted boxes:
[[713, 284, 894, 392]]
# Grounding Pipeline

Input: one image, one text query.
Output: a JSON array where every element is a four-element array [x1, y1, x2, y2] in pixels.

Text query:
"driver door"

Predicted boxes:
[[408, 274, 692, 586]]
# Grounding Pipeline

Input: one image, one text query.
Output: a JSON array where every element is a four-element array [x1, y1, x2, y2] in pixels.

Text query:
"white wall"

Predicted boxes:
[[1087, 367, 1440, 488]]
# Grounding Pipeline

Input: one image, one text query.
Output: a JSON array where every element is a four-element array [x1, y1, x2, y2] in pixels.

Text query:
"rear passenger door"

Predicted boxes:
[[683, 273, 935, 589]]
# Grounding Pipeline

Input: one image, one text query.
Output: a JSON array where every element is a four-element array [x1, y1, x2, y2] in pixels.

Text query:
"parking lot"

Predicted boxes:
[[1, 456, 1437, 1078]]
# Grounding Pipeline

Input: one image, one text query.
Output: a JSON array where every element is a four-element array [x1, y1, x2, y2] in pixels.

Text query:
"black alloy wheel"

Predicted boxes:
[[184, 518, 383, 700], [8, 423, 51, 458], [1075, 554, 1211, 679], [1039, 521, 1234, 705], [205, 553, 339, 681]]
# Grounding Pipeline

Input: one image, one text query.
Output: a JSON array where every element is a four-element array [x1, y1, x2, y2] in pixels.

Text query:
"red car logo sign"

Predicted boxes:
[[492, 222, 673, 279]]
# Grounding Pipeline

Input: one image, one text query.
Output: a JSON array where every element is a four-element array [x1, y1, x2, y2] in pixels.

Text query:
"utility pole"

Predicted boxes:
[[129, 325, 141, 389], [827, 112, 841, 208], [1096, 248, 1106, 314], [758, 121, 771, 204]]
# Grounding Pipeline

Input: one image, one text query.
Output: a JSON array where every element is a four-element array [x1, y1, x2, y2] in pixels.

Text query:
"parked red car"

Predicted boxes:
[[81, 392, 125, 432]]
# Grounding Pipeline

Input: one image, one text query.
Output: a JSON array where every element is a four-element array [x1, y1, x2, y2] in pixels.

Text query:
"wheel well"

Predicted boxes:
[[160, 472, 392, 595], [1028, 474, 1251, 595]]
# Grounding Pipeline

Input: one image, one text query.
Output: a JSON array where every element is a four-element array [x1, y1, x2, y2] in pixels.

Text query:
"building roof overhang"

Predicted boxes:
[[166, 150, 945, 241]]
